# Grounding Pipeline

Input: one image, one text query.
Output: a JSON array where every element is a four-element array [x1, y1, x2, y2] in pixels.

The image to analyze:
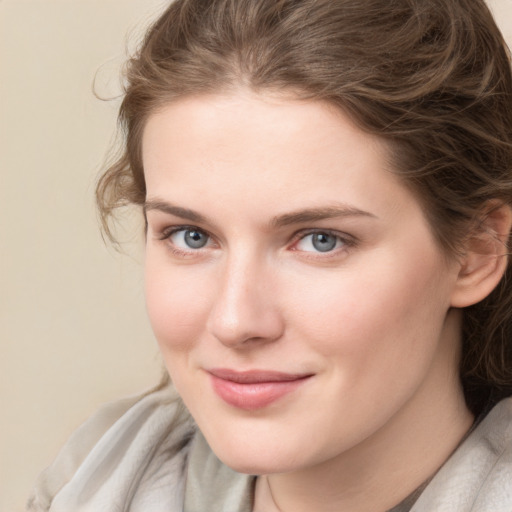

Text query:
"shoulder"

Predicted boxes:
[[27, 384, 195, 512], [413, 398, 512, 512]]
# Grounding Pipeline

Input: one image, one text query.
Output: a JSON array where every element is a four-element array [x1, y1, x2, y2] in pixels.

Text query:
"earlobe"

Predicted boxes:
[[450, 202, 512, 308]]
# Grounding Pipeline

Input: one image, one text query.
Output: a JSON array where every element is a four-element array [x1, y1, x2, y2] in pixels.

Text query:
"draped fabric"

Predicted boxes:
[[27, 384, 512, 512]]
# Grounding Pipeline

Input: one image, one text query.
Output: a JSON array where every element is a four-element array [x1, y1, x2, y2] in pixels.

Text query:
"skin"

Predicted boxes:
[[142, 91, 475, 512]]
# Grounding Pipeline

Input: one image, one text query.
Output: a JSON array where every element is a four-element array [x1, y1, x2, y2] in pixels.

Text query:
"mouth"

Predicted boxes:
[[207, 368, 313, 410]]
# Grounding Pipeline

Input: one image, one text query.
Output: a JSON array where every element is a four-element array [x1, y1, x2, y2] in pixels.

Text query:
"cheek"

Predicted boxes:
[[286, 249, 452, 367], [144, 256, 211, 354]]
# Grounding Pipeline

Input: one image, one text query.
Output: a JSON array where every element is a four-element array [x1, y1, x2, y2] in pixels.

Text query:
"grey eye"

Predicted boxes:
[[295, 232, 343, 253], [311, 233, 338, 252], [184, 229, 209, 249], [169, 228, 210, 250]]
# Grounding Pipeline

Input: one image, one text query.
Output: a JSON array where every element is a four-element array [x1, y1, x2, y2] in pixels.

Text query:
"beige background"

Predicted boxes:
[[2, 1, 512, 511], [1, 1, 167, 511]]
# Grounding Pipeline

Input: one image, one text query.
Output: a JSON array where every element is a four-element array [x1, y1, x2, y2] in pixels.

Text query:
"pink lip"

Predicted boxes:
[[208, 368, 313, 410]]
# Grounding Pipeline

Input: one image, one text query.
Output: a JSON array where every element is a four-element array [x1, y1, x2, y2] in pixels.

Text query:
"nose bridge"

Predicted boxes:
[[207, 245, 283, 347]]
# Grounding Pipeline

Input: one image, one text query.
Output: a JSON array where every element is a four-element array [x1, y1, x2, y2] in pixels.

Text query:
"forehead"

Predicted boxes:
[[141, 91, 417, 222], [142, 90, 385, 159]]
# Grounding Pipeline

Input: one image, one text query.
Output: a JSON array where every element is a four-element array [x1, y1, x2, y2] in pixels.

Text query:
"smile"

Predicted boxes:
[[208, 369, 313, 410]]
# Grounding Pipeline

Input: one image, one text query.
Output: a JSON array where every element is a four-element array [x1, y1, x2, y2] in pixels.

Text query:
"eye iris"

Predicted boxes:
[[184, 230, 208, 249], [312, 233, 337, 252]]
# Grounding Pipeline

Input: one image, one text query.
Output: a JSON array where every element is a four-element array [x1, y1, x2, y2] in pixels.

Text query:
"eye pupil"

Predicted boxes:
[[312, 233, 337, 252], [185, 230, 208, 249]]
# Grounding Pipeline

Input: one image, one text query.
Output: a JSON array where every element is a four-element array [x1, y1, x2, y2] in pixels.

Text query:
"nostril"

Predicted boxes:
[[206, 295, 284, 348], [206, 261, 284, 347]]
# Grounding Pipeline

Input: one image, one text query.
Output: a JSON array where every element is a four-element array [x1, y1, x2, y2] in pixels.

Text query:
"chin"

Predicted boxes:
[[203, 428, 310, 475], [216, 451, 298, 476]]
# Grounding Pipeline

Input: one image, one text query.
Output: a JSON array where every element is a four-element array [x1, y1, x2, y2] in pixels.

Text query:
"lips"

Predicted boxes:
[[208, 368, 313, 410]]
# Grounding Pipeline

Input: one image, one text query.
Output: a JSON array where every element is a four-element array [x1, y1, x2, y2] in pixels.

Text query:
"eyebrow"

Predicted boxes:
[[144, 198, 376, 228], [144, 199, 208, 224], [270, 205, 376, 228]]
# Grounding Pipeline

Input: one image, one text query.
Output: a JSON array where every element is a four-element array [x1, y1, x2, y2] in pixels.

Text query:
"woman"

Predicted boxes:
[[29, 0, 512, 510]]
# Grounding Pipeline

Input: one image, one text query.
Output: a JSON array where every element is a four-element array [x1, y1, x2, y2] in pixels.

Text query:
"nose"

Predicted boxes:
[[206, 254, 285, 348]]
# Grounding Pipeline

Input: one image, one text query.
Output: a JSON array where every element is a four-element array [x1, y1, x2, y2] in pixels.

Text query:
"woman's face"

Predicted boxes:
[[143, 91, 463, 474]]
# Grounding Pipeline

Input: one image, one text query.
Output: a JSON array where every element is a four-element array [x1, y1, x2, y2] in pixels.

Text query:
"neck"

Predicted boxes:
[[254, 310, 473, 512]]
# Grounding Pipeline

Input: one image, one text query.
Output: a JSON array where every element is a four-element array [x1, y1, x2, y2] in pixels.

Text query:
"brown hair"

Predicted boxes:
[[97, 0, 512, 415]]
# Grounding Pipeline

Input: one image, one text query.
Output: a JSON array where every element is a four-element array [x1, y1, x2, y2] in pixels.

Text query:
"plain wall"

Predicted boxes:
[[2, 1, 512, 511], [1, 2, 167, 511]]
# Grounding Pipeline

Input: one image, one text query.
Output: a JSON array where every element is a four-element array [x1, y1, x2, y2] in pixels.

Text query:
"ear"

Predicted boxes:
[[450, 202, 512, 308]]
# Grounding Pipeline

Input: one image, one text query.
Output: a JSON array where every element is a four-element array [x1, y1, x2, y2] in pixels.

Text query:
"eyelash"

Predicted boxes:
[[290, 229, 357, 258], [156, 225, 357, 259], [158, 225, 216, 258]]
